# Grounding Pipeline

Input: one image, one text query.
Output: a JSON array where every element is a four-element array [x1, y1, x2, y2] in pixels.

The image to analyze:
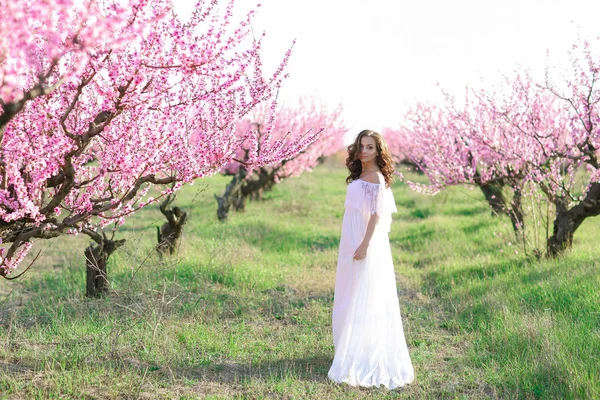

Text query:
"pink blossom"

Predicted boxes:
[[0, 0, 305, 275]]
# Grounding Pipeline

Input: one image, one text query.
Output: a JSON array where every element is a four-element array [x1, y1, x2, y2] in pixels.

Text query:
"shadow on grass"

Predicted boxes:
[[426, 258, 529, 290], [221, 220, 340, 254], [0, 274, 340, 397], [444, 204, 489, 218], [1, 261, 333, 330], [469, 330, 590, 399], [172, 355, 334, 383], [0, 354, 336, 398], [393, 226, 436, 251], [407, 208, 432, 220], [423, 253, 600, 399], [460, 221, 491, 235]]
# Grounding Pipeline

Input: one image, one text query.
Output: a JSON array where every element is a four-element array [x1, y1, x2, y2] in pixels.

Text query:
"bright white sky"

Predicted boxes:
[[174, 0, 600, 139]]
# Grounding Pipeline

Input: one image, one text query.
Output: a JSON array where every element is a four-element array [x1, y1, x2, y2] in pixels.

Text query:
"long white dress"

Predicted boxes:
[[328, 178, 415, 389]]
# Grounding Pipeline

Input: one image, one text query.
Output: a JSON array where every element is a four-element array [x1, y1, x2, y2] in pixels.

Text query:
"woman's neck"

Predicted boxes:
[[360, 160, 378, 173]]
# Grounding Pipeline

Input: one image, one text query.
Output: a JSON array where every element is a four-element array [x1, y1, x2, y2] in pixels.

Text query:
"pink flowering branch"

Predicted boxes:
[[214, 97, 347, 220], [0, 0, 304, 277], [395, 37, 600, 256]]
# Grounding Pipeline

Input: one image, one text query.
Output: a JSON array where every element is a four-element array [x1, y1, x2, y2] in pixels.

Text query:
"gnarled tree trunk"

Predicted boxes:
[[156, 194, 187, 256], [215, 168, 247, 221], [479, 179, 525, 234], [479, 181, 507, 215], [84, 231, 125, 298], [547, 183, 600, 257], [505, 186, 524, 233], [215, 167, 278, 221], [241, 167, 277, 201]]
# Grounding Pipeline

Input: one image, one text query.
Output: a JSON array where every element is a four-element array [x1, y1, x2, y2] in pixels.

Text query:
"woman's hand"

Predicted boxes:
[[353, 243, 368, 260]]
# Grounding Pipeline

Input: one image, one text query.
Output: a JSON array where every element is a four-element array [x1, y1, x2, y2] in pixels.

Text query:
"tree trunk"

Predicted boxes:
[[215, 169, 247, 221], [216, 167, 278, 221], [547, 182, 600, 257], [479, 180, 525, 234], [85, 235, 125, 298], [508, 186, 524, 233], [240, 167, 277, 201], [157, 194, 187, 256], [479, 181, 507, 216]]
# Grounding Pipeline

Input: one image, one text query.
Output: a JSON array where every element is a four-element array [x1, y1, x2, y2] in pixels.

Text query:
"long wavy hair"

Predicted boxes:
[[346, 129, 395, 188]]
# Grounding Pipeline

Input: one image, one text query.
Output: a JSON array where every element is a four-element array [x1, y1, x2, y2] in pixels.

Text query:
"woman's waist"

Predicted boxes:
[[342, 211, 393, 233]]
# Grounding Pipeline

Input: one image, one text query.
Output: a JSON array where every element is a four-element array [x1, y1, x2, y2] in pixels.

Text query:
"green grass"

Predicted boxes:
[[0, 163, 598, 399]]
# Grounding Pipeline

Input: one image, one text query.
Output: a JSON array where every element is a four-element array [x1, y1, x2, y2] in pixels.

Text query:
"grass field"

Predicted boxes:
[[0, 163, 598, 399]]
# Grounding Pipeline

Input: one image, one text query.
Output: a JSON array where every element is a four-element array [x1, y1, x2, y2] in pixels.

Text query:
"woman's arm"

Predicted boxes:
[[354, 172, 386, 260], [353, 212, 379, 260]]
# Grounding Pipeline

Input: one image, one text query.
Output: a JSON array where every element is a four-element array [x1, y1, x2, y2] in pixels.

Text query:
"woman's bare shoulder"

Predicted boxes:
[[361, 171, 385, 184]]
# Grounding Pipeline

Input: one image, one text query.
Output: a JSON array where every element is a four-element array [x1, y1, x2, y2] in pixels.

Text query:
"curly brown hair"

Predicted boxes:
[[346, 129, 395, 188]]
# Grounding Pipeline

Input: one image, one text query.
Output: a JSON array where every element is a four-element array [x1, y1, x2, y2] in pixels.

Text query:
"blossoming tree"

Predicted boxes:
[[389, 92, 528, 234], [215, 98, 347, 221], [382, 125, 420, 170], [513, 43, 600, 256], [0, 0, 321, 294], [395, 38, 600, 256]]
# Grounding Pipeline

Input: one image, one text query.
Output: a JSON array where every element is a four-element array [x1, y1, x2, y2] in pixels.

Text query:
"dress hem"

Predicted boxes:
[[327, 371, 414, 390]]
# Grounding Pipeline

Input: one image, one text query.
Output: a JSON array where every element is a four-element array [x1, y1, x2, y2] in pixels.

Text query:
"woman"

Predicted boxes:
[[328, 129, 414, 389]]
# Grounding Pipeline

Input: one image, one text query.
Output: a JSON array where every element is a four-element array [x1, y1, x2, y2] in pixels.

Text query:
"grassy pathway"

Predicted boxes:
[[0, 164, 598, 399]]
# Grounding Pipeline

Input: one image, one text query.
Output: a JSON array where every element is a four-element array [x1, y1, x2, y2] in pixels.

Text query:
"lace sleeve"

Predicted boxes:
[[362, 182, 396, 216]]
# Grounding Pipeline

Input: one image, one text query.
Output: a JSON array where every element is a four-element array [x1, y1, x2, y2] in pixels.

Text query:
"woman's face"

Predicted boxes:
[[358, 136, 378, 164]]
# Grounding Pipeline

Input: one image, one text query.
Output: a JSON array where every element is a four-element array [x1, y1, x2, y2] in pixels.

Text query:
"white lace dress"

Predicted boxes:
[[328, 179, 415, 389]]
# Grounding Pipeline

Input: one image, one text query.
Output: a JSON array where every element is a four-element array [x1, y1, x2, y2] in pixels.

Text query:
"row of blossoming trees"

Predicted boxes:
[[0, 0, 345, 294], [386, 40, 600, 257], [214, 98, 346, 220]]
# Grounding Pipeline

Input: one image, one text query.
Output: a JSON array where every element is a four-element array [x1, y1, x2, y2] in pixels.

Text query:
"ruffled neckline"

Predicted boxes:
[[352, 179, 382, 186]]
